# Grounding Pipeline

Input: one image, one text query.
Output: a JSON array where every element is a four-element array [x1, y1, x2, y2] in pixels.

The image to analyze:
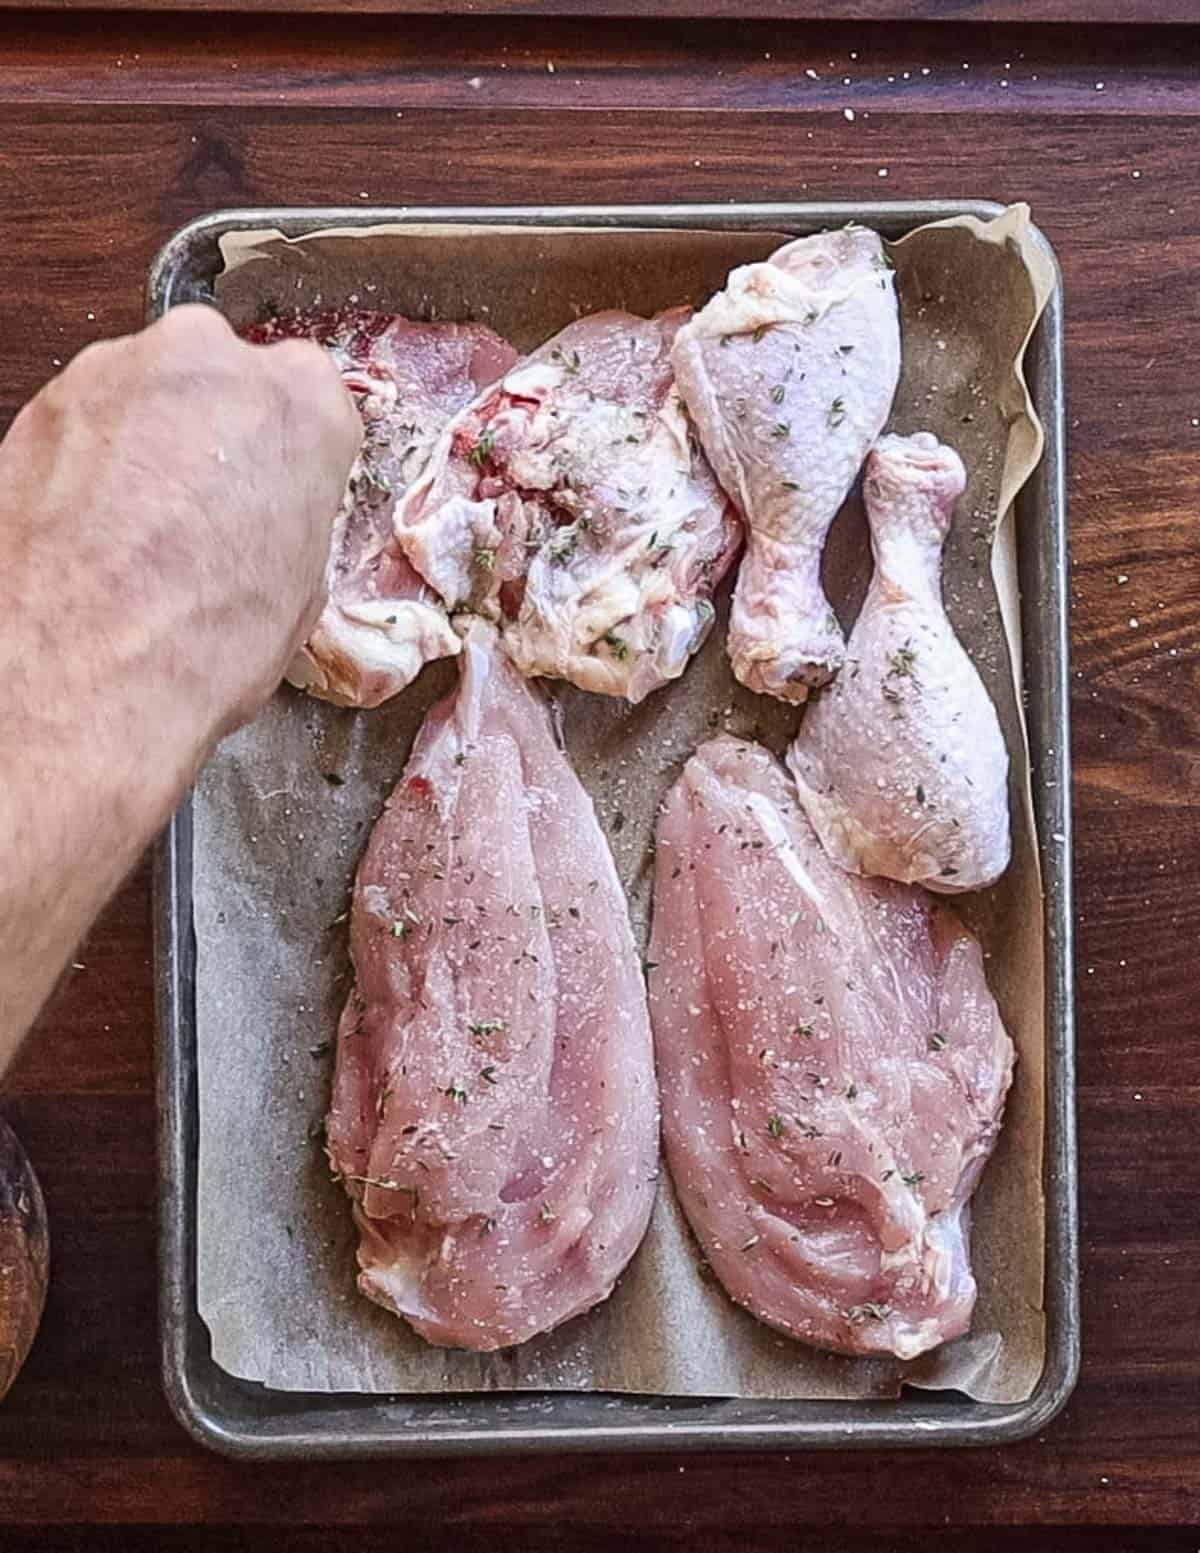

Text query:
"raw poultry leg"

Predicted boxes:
[[395, 309, 741, 703], [244, 308, 517, 706], [327, 622, 659, 1349], [672, 228, 900, 702], [648, 735, 1013, 1359], [788, 433, 1011, 892]]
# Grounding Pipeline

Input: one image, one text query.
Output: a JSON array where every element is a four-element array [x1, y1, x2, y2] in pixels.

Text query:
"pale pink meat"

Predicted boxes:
[[327, 623, 659, 1349], [395, 309, 741, 703], [244, 308, 517, 706], [788, 432, 1011, 891], [648, 735, 1013, 1359], [672, 228, 900, 702]]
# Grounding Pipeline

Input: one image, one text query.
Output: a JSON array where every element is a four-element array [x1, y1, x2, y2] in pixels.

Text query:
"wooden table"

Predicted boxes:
[[1, 6, 1198, 1546]]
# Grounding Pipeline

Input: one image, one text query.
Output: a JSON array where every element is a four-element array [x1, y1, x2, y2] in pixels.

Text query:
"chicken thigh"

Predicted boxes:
[[788, 432, 1011, 892], [648, 735, 1013, 1359], [672, 227, 901, 702], [244, 308, 517, 706], [395, 309, 741, 703], [327, 623, 659, 1350]]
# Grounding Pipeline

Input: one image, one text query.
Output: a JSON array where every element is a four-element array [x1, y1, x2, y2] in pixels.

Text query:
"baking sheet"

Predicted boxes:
[[194, 210, 1049, 1402]]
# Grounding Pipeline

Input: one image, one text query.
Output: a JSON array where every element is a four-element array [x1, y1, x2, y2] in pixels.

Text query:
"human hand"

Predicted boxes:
[[1, 302, 360, 775]]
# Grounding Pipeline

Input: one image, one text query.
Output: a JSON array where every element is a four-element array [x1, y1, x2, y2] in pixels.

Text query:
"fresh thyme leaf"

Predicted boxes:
[[770, 383, 786, 404], [468, 427, 496, 467], [604, 630, 630, 661], [827, 396, 847, 429], [468, 1018, 508, 1036], [928, 1033, 947, 1052], [767, 1114, 786, 1138]]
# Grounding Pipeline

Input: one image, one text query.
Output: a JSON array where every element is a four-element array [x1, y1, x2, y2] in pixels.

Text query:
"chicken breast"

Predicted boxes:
[[327, 622, 659, 1350], [394, 309, 741, 703], [648, 735, 1013, 1360], [672, 227, 900, 702], [788, 432, 1011, 892], [244, 308, 517, 706]]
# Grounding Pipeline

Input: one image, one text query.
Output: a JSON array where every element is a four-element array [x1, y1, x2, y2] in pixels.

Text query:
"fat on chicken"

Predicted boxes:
[[394, 309, 741, 703], [327, 623, 659, 1350], [244, 308, 517, 706], [788, 433, 1011, 892], [648, 735, 1013, 1360], [672, 227, 900, 702]]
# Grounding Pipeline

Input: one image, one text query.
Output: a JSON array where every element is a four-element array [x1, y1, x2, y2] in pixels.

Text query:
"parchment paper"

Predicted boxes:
[[194, 209, 1051, 1402]]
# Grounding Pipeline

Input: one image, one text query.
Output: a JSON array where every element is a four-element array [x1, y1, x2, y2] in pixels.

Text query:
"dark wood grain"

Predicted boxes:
[[0, 14, 1195, 115], [0, 12, 1198, 1542], [2, 0, 1197, 21]]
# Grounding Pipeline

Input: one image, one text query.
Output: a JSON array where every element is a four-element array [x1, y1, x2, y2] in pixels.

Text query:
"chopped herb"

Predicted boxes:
[[604, 631, 630, 661], [390, 919, 409, 938], [480, 1065, 499, 1084], [837, 344, 855, 355], [539, 1202, 557, 1223], [385, 615, 398, 625], [848, 1301, 892, 1323], [468, 428, 496, 467], [882, 684, 903, 706], [479, 1216, 497, 1237], [454, 752, 467, 767], [881, 1168, 895, 1182], [443, 913, 462, 926], [888, 645, 917, 678], [929, 1033, 947, 1052], [549, 533, 578, 566], [827, 397, 847, 429], [549, 345, 582, 374], [901, 1170, 925, 1188], [308, 1040, 332, 1059], [795, 1022, 815, 1039], [916, 784, 927, 806], [846, 1082, 858, 1100], [941, 865, 960, 878], [767, 1114, 786, 1138], [770, 383, 786, 404], [474, 547, 497, 572], [469, 1018, 508, 1036], [443, 1082, 468, 1103], [780, 479, 802, 492], [771, 421, 791, 439]]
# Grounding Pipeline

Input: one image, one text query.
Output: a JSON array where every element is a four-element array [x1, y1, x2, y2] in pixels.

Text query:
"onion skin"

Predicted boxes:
[[0, 1117, 49, 1402]]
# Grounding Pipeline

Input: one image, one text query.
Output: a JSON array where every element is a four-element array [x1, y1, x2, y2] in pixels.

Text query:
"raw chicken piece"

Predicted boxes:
[[672, 227, 901, 702], [648, 735, 1013, 1360], [243, 308, 517, 706], [395, 309, 741, 703], [327, 623, 659, 1349], [788, 433, 1011, 892]]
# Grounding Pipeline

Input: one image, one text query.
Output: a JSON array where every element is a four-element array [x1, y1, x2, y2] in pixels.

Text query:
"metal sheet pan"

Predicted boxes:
[[150, 202, 1076, 1458]]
